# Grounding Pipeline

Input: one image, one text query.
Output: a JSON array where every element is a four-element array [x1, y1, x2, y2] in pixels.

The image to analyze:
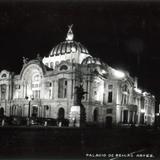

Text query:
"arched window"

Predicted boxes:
[[58, 107, 65, 120], [93, 108, 98, 122], [60, 65, 68, 71], [1, 74, 6, 78]]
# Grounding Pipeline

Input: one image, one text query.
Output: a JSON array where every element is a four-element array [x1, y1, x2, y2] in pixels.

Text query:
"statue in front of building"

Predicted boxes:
[[74, 85, 87, 127], [74, 84, 87, 106]]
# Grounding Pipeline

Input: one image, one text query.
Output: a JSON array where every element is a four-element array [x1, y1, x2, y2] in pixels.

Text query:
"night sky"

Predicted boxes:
[[0, 1, 160, 104]]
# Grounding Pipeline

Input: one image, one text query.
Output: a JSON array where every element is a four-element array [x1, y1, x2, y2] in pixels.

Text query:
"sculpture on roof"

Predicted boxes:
[[23, 57, 29, 64], [66, 24, 74, 41]]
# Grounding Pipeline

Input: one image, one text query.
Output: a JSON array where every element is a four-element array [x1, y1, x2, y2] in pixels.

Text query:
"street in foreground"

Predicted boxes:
[[0, 127, 159, 160]]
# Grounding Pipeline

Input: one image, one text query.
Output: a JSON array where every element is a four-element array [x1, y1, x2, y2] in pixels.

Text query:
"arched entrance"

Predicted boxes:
[[105, 116, 112, 128], [58, 107, 65, 120], [93, 108, 98, 122]]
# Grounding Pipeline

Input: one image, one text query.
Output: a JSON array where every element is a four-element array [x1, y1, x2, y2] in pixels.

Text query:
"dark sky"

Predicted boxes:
[[0, 1, 160, 103]]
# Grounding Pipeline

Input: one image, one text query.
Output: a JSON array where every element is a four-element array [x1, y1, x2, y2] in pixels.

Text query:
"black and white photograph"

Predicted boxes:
[[0, 0, 159, 159]]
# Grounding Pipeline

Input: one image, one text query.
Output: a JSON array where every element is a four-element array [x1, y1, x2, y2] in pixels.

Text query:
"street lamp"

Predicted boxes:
[[25, 96, 33, 126]]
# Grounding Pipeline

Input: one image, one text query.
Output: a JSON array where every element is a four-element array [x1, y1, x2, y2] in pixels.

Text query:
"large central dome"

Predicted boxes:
[[49, 25, 89, 57]]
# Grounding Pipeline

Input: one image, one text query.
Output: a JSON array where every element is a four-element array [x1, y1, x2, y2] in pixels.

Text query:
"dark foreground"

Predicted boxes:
[[0, 126, 159, 160]]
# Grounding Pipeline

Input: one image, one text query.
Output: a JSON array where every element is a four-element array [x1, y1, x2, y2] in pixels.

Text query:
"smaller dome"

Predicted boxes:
[[81, 56, 105, 65]]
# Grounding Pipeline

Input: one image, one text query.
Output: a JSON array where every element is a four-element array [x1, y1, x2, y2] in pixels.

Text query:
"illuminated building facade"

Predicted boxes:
[[0, 26, 155, 126]]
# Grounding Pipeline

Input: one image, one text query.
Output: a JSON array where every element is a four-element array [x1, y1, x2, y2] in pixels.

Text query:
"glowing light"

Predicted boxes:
[[71, 47, 76, 52], [101, 69, 106, 74], [134, 88, 142, 94], [70, 106, 80, 112], [143, 92, 147, 96], [141, 109, 145, 113], [113, 69, 125, 79]]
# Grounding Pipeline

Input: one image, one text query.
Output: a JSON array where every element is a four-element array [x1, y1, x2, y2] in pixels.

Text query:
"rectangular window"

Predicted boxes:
[[58, 79, 67, 98], [58, 79, 64, 98], [108, 91, 112, 103]]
